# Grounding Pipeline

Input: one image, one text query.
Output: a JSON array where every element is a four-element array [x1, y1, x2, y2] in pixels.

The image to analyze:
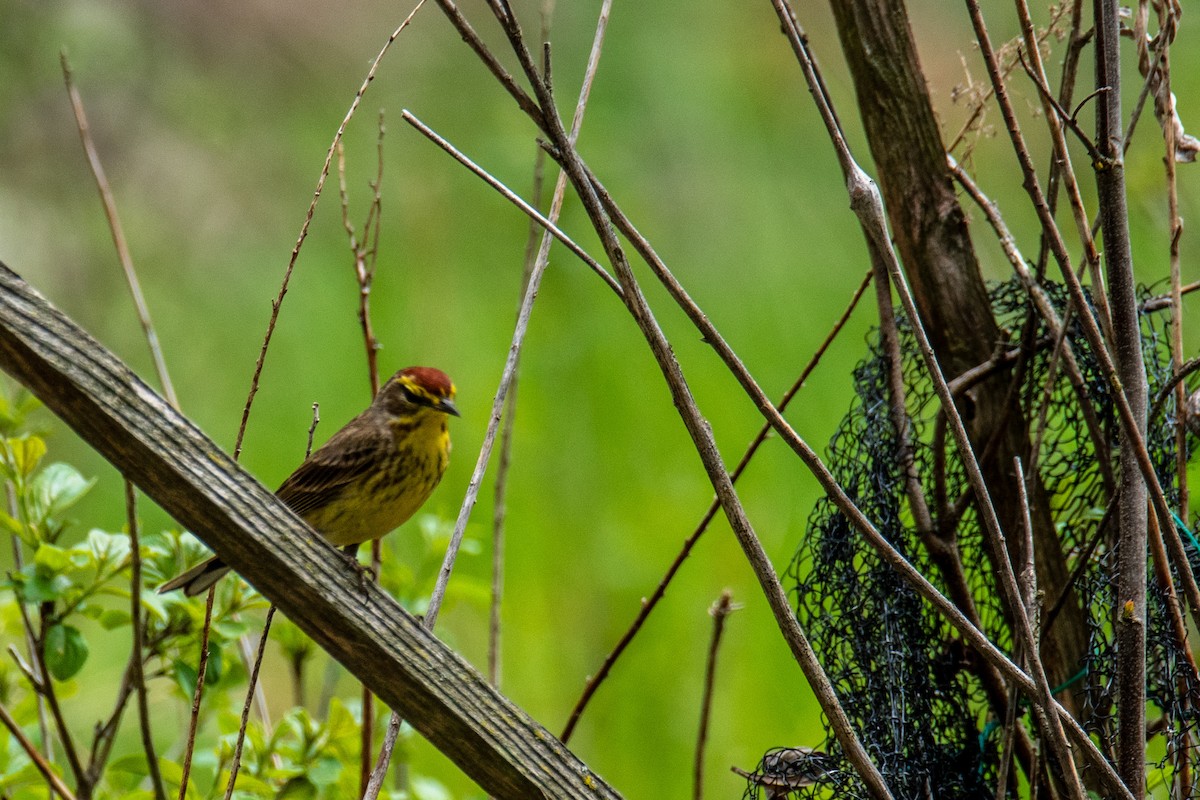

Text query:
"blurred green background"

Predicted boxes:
[[1, 1, 1199, 797]]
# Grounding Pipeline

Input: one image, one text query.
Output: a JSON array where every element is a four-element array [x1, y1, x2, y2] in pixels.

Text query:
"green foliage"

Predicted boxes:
[[0, 384, 481, 798]]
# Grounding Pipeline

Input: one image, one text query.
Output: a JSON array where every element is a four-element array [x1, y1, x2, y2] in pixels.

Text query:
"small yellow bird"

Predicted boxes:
[[159, 366, 459, 596]]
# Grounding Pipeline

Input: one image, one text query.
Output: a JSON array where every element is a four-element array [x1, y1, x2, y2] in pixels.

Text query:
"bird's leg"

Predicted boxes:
[[339, 543, 378, 587]]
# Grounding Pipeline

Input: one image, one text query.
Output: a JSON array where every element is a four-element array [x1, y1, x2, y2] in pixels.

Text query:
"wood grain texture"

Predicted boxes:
[[0, 262, 620, 800]]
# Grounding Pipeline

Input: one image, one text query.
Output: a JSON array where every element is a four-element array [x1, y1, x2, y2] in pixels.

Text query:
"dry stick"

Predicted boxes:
[[949, 159, 1116, 497], [1162, 9, 1188, 568], [6, 481, 53, 774], [176, 590, 215, 800], [63, 56, 192, 799], [426, 0, 611, 628], [962, 0, 1200, 642], [1012, 458, 1083, 798], [473, 4, 895, 798], [693, 591, 735, 800], [1144, 281, 1200, 313], [0, 699, 78, 800], [365, 6, 614, 796], [233, 0, 425, 457], [336, 115, 388, 800], [223, 606, 278, 800], [400, 115, 619, 296], [440, 1, 1110, 794], [560, 270, 872, 744], [1011, 0, 1114, 342], [767, 3, 1129, 795], [491, 141, 553, 689], [61, 53, 178, 410], [1092, 0, 1148, 790], [126, 483, 167, 800], [34, 606, 85, 791], [1155, 6, 1192, 792]]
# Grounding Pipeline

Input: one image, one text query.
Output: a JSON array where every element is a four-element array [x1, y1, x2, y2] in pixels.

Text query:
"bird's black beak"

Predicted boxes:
[[437, 398, 461, 417]]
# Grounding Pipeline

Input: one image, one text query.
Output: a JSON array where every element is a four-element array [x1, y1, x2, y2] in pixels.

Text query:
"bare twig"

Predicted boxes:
[[1011, 0, 1112, 341], [366, 4, 614, 796], [561, 270, 871, 743], [770, 4, 1129, 796], [126, 483, 166, 800], [233, 0, 426, 457], [400, 113, 620, 297], [469, 1, 893, 794], [338, 109, 389, 800], [1093, 0, 1149, 788], [60, 52, 178, 410], [176, 590, 215, 800], [949, 158, 1114, 495], [0, 699, 78, 800], [6, 484, 52, 767], [693, 592, 736, 800], [34, 605, 86, 791], [963, 0, 1200, 646], [223, 605, 277, 800]]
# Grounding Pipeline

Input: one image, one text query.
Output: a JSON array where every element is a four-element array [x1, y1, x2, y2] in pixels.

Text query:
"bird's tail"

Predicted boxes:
[[157, 556, 231, 596]]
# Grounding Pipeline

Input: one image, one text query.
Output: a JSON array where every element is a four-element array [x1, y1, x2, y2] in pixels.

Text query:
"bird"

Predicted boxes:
[[158, 366, 459, 596]]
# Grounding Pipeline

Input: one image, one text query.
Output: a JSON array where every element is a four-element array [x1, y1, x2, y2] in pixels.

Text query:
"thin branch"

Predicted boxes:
[[175, 590, 215, 800], [233, 0, 426, 457], [6, 484, 52, 769], [769, 4, 1130, 796], [223, 606, 276, 800], [0, 699, 78, 800], [337, 110, 389, 800], [1011, 0, 1113, 341], [429, 0, 545, 129], [693, 591, 735, 800], [60, 52, 178, 410], [400, 112, 621, 297], [126, 483, 166, 800], [33, 615, 86, 795], [366, 4, 614, 796], [963, 0, 1200, 646], [473, 2, 893, 795], [561, 270, 871, 743], [949, 158, 1115, 495]]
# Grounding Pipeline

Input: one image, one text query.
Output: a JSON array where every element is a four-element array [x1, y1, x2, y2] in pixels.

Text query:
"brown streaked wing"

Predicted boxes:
[[275, 413, 391, 519]]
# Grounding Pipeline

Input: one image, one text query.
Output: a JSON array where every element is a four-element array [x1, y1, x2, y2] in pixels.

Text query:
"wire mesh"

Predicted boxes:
[[742, 279, 1199, 799]]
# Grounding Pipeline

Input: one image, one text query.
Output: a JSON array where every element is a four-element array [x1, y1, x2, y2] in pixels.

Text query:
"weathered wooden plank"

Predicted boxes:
[[0, 261, 619, 800]]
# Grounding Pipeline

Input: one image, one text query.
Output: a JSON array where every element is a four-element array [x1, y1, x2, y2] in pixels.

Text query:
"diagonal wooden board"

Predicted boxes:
[[0, 262, 620, 800]]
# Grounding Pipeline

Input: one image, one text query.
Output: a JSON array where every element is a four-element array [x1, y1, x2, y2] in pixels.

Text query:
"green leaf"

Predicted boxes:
[[86, 528, 130, 566], [172, 660, 198, 698], [14, 566, 71, 603], [307, 755, 342, 787], [411, 776, 452, 800], [33, 543, 71, 574], [3, 435, 45, 478], [44, 624, 89, 681], [31, 462, 95, 519], [0, 511, 24, 538], [99, 608, 132, 630], [277, 776, 317, 800]]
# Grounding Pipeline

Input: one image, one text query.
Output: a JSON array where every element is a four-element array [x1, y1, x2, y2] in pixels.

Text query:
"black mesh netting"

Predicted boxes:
[[742, 278, 1200, 799]]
